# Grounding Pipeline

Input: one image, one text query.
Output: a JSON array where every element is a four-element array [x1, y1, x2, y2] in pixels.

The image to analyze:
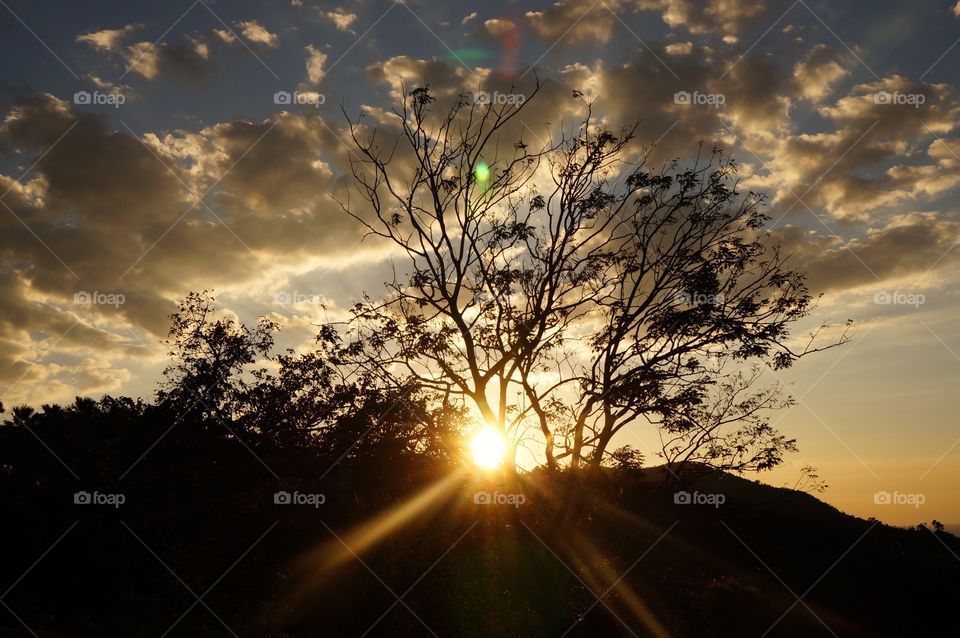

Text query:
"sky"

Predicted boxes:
[[0, 0, 959, 527]]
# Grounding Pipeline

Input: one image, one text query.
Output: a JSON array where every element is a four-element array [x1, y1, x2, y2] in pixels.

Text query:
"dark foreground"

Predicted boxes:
[[1, 415, 956, 637]]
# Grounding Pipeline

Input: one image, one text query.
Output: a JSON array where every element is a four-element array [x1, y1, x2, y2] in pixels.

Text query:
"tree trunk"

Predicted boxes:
[[570, 398, 596, 469], [588, 403, 615, 467], [589, 430, 613, 467]]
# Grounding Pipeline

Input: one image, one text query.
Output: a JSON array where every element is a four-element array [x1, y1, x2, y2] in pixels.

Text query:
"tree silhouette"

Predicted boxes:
[[157, 291, 277, 424], [155, 291, 468, 459], [337, 84, 849, 473]]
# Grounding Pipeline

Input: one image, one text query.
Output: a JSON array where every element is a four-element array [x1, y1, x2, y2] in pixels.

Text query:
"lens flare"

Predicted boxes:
[[474, 161, 491, 186]]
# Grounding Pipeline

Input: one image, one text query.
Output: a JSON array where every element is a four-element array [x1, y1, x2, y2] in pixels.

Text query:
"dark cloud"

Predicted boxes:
[[0, 93, 370, 402], [774, 214, 960, 294]]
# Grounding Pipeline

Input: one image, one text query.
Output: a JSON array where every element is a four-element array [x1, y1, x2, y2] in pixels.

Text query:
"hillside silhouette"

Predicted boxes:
[[0, 400, 956, 637]]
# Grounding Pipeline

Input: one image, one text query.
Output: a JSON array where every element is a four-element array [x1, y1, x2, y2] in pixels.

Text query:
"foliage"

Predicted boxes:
[[333, 84, 849, 473]]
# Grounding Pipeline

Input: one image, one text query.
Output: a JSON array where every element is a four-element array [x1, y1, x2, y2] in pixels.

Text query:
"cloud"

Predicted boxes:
[[79, 34, 222, 81], [322, 9, 358, 33], [718, 54, 793, 143], [758, 75, 960, 219], [77, 22, 281, 81], [552, 52, 730, 161], [77, 23, 219, 80], [213, 29, 237, 45], [637, 0, 767, 36], [84, 75, 137, 99], [76, 24, 142, 52], [0, 271, 127, 386], [665, 41, 693, 55], [0, 92, 374, 404], [775, 213, 960, 295], [526, 0, 619, 43], [484, 19, 517, 37], [792, 44, 848, 102], [885, 135, 960, 202], [305, 45, 328, 84], [236, 20, 279, 48], [366, 55, 487, 101], [121, 40, 210, 80]]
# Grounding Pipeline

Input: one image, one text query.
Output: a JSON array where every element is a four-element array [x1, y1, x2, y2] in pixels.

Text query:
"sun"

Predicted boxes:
[[469, 426, 508, 469]]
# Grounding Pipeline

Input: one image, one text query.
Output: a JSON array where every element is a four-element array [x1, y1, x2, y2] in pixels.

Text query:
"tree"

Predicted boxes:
[[232, 323, 469, 456], [157, 292, 468, 460], [337, 84, 847, 473], [157, 291, 277, 424], [792, 463, 829, 494], [9, 405, 35, 427]]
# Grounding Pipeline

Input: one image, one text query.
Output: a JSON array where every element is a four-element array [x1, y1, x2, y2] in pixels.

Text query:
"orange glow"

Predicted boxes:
[[469, 426, 508, 469]]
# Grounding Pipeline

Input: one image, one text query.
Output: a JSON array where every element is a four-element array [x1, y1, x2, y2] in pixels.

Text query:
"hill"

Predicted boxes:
[[1, 419, 957, 637]]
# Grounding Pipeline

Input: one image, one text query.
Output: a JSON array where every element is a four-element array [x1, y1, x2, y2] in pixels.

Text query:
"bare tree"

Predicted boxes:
[[558, 154, 852, 469], [337, 84, 848, 474]]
